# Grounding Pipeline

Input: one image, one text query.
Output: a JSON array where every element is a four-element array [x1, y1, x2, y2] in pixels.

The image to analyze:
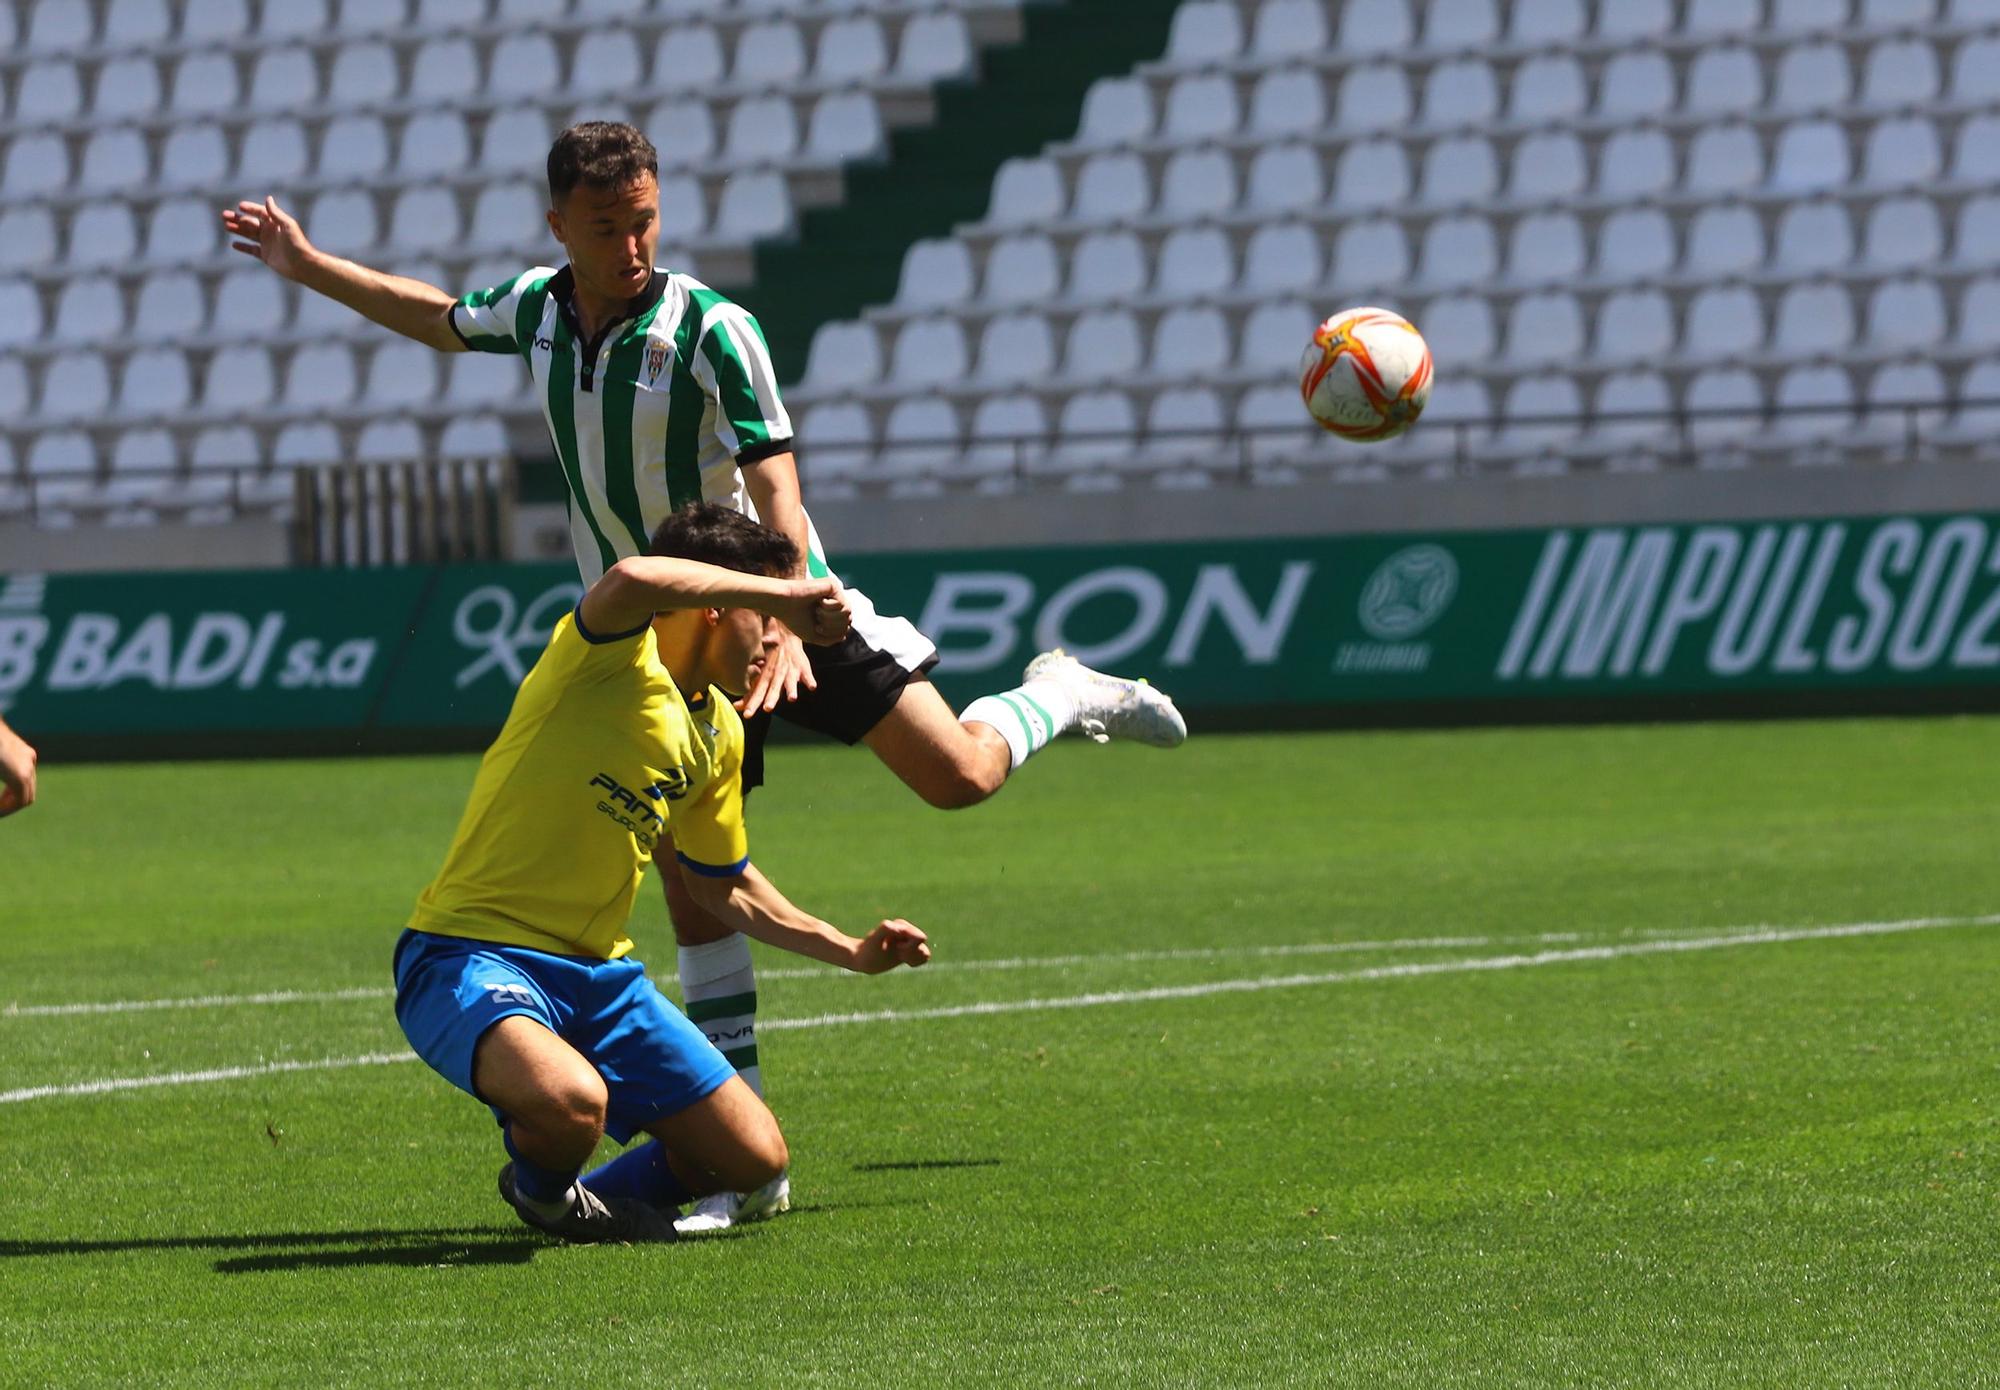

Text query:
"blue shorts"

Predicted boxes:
[[392, 930, 736, 1144]]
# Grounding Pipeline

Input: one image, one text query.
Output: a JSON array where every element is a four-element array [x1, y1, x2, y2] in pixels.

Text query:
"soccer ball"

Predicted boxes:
[[1298, 307, 1434, 443]]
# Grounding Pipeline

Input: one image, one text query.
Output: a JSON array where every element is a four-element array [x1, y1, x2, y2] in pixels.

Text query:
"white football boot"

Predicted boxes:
[[1023, 649, 1187, 748], [672, 1172, 791, 1236]]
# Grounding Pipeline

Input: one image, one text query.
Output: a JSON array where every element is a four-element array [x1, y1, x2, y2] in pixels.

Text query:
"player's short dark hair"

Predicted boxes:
[[646, 502, 798, 579], [547, 121, 658, 204]]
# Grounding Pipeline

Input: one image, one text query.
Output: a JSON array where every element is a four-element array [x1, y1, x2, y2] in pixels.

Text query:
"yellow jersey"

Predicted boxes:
[[408, 607, 749, 960]]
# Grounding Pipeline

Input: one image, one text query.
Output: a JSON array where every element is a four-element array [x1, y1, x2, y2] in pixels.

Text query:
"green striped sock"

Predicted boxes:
[[680, 934, 763, 1097], [961, 679, 1078, 770]]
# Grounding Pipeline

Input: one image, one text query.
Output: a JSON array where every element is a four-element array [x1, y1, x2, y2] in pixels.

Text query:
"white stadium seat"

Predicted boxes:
[[889, 316, 969, 386], [986, 158, 1065, 226], [80, 128, 150, 192], [1164, 74, 1239, 142], [29, 430, 97, 475], [974, 313, 1056, 384], [356, 418, 424, 461], [1072, 152, 1151, 222], [967, 394, 1049, 480], [1334, 217, 1409, 286], [146, 196, 220, 264], [481, 108, 554, 174], [1686, 285, 1767, 353], [1865, 277, 1948, 347], [1684, 122, 1764, 191], [0, 208, 58, 272], [1335, 0, 1413, 54], [1425, 0, 1499, 47], [1506, 212, 1586, 283], [68, 204, 140, 269], [737, 21, 809, 85], [881, 396, 960, 480], [1159, 149, 1236, 217], [1062, 308, 1143, 381], [1774, 44, 1852, 112], [16, 61, 82, 123], [412, 39, 481, 101], [1508, 55, 1586, 123], [1421, 59, 1499, 126], [211, 271, 284, 335], [203, 345, 276, 411], [1418, 137, 1499, 204], [726, 97, 801, 163], [1685, 47, 1763, 114], [52, 280, 126, 343], [112, 428, 181, 473], [171, 50, 240, 114], [446, 353, 524, 406], [1595, 291, 1675, 362], [802, 321, 883, 389], [439, 415, 511, 459], [118, 349, 193, 417], [808, 92, 884, 161], [0, 280, 43, 348], [896, 13, 973, 81], [105, 0, 171, 43], [23, 0, 89, 49], [1156, 226, 1235, 296], [1244, 221, 1325, 292], [1956, 197, 2000, 268], [1417, 216, 1499, 288], [1950, 37, 2000, 101], [40, 352, 113, 421], [182, 0, 250, 41], [1333, 138, 1412, 208], [489, 34, 562, 99], [259, 0, 325, 35], [284, 343, 358, 408], [1247, 69, 1327, 137], [647, 100, 717, 168], [92, 56, 162, 119], [161, 123, 230, 188], [1593, 372, 1675, 451], [1958, 277, 2000, 346], [799, 401, 874, 486], [1685, 203, 1766, 274], [1150, 306, 1229, 376], [1053, 389, 1138, 471], [1418, 293, 1497, 362], [239, 121, 310, 182], [715, 171, 792, 239], [1254, 0, 1330, 57], [1146, 388, 1225, 465], [1504, 292, 1586, 365], [1335, 66, 1413, 133], [1596, 208, 1676, 278], [1246, 143, 1324, 211], [273, 421, 340, 465], [817, 18, 890, 82], [1772, 365, 1855, 440], [1598, 51, 1674, 117], [1771, 120, 1852, 191], [134, 272, 208, 338], [657, 174, 709, 240], [1863, 197, 1944, 268], [400, 112, 474, 176], [1508, 132, 1586, 200], [319, 115, 391, 179], [1069, 231, 1147, 301], [1862, 117, 1943, 187], [3, 134, 69, 198], [895, 240, 975, 309], [654, 26, 727, 91], [468, 183, 542, 251], [389, 187, 464, 251], [1773, 200, 1856, 269], [1597, 129, 1674, 197], [1862, 39, 1941, 106], [250, 47, 322, 112], [1773, 281, 1856, 353], [1168, 1, 1243, 64]]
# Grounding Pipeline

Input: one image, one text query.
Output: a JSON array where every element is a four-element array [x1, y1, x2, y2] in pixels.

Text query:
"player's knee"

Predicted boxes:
[[545, 1073, 609, 1145], [744, 1127, 788, 1190], [917, 754, 1004, 810]]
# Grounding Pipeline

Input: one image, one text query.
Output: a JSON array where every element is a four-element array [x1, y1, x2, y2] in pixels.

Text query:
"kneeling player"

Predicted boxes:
[[394, 504, 929, 1243]]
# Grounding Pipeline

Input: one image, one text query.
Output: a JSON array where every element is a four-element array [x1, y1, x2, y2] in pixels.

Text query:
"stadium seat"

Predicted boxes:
[[1252, 0, 1331, 56], [986, 158, 1065, 226], [1950, 36, 2000, 101], [3, 134, 68, 199], [0, 360, 27, 420], [489, 33, 562, 99], [1770, 0, 1847, 31], [1594, 290, 1675, 362], [1420, 59, 1499, 125], [39, 352, 113, 421], [714, 171, 792, 239], [896, 13, 972, 81], [1506, 212, 1586, 283], [105, 0, 171, 44], [657, 174, 708, 240], [1684, 203, 1766, 274], [808, 92, 884, 161], [1770, 119, 1853, 190], [244, 130, 323, 196], [1062, 308, 1144, 381], [1685, 47, 1763, 114], [159, 122, 229, 189], [190, 424, 259, 469], [894, 240, 975, 308], [302, 189, 379, 258], [654, 25, 727, 91], [1418, 137, 1499, 204], [15, 61, 82, 123], [1334, 138, 1412, 208], [1240, 298, 1318, 373], [171, 50, 241, 114], [1508, 55, 1586, 122], [1772, 281, 1857, 353], [1683, 367, 1765, 447], [1774, 44, 1852, 112], [1773, 200, 1856, 269], [0, 280, 42, 353], [439, 414, 511, 458], [53, 280, 127, 343], [1167, 1, 1242, 63], [726, 96, 801, 163], [1334, 0, 1413, 54], [1159, 148, 1236, 217], [1863, 196, 1944, 268], [1069, 231, 1147, 301], [1504, 292, 1586, 365], [1508, 132, 1585, 199], [881, 395, 960, 481], [28, 429, 97, 475], [80, 128, 150, 192], [446, 352, 524, 406], [974, 312, 1057, 383], [889, 316, 969, 386], [1335, 66, 1413, 133], [1053, 388, 1138, 473], [1865, 277, 1948, 347], [1247, 69, 1327, 137], [1493, 377, 1584, 454], [68, 204, 140, 268], [1771, 364, 1855, 439], [1072, 152, 1151, 222], [1596, 207, 1676, 277], [646, 99, 717, 168], [118, 348, 193, 417], [798, 401, 874, 488], [734, 20, 807, 86], [1598, 50, 1674, 117], [412, 39, 482, 101], [250, 47, 322, 112], [1597, 129, 1674, 197], [1862, 39, 1942, 106], [1331, 217, 1409, 286], [965, 393, 1049, 483], [565, 31, 642, 96], [389, 186, 464, 251], [356, 418, 425, 461], [0, 207, 57, 273], [1684, 0, 1760, 38], [210, 270, 284, 335], [1957, 276, 2000, 345], [284, 343, 359, 408], [1417, 216, 1499, 287], [1957, 197, 2000, 268], [111, 428, 181, 473], [480, 108, 554, 174], [203, 344, 276, 411], [1416, 293, 1496, 361], [1685, 284, 1767, 352], [1245, 142, 1325, 210], [1144, 388, 1226, 467], [1861, 116, 1943, 187], [468, 183, 542, 250], [817, 18, 890, 82], [1512, 0, 1585, 40], [1244, 220, 1324, 292], [259, 0, 325, 35], [92, 55, 162, 119], [400, 112, 473, 176], [802, 320, 883, 388], [134, 272, 208, 338], [182, 0, 250, 41], [1591, 371, 1676, 453], [1157, 226, 1235, 296], [1151, 305, 1229, 376], [1423, 0, 1498, 47], [319, 115, 391, 180]]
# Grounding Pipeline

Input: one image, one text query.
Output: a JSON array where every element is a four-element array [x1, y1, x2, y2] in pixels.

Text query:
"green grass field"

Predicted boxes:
[[3, 718, 1997, 1387]]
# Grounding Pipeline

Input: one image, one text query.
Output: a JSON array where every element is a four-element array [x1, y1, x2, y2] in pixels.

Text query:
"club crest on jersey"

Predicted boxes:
[[645, 340, 669, 384]]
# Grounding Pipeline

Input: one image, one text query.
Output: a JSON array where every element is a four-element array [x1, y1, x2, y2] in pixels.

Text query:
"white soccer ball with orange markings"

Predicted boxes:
[[1298, 307, 1434, 443]]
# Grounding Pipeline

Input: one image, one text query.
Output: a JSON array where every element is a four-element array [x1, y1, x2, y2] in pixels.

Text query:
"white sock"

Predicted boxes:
[[960, 679, 1079, 770], [513, 1181, 575, 1218], [679, 933, 763, 1097]]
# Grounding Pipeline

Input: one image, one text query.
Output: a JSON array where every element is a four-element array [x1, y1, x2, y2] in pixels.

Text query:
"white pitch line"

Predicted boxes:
[[2, 912, 1991, 1106]]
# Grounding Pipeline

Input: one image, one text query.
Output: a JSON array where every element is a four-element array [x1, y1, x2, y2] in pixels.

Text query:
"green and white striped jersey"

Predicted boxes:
[[450, 265, 801, 584]]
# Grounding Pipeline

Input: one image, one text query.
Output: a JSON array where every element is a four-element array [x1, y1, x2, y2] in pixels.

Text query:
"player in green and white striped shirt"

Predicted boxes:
[[222, 120, 1185, 1233]]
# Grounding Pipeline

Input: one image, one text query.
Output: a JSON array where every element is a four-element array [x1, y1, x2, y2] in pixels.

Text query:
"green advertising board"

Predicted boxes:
[[6, 510, 2000, 752]]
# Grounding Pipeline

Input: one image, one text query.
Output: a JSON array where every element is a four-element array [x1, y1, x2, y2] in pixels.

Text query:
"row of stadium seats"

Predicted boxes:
[[0, 15, 975, 127], [6, 412, 513, 478], [1, 0, 995, 58], [4, 95, 890, 202]]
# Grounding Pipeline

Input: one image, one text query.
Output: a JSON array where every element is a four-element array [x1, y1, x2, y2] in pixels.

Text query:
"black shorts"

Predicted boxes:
[[739, 629, 940, 793]]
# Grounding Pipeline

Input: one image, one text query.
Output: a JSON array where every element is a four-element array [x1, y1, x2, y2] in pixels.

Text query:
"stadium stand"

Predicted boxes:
[[1, 0, 1996, 529]]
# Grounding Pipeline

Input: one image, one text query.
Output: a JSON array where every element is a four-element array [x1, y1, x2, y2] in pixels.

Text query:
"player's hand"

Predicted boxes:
[[0, 724, 38, 818], [849, 920, 930, 974], [221, 195, 317, 281], [776, 578, 850, 648], [736, 626, 817, 716]]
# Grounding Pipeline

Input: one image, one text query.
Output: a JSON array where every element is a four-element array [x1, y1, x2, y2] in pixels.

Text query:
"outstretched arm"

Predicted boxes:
[[579, 555, 850, 645], [681, 861, 929, 974], [220, 195, 464, 352], [738, 451, 817, 715]]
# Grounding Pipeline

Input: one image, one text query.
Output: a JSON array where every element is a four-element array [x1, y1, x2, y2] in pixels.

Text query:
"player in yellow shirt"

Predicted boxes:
[[394, 503, 930, 1244]]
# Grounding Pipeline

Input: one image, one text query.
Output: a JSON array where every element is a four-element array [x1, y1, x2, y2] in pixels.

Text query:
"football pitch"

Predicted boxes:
[[3, 717, 1997, 1387]]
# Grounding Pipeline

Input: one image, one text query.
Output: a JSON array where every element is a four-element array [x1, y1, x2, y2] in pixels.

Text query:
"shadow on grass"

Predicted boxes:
[[852, 1158, 1003, 1172], [0, 1226, 541, 1273]]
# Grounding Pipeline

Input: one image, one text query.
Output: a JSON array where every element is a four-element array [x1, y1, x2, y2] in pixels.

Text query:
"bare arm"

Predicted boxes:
[[738, 450, 818, 713], [0, 714, 37, 817], [682, 861, 929, 974], [578, 555, 850, 643], [220, 196, 464, 353]]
